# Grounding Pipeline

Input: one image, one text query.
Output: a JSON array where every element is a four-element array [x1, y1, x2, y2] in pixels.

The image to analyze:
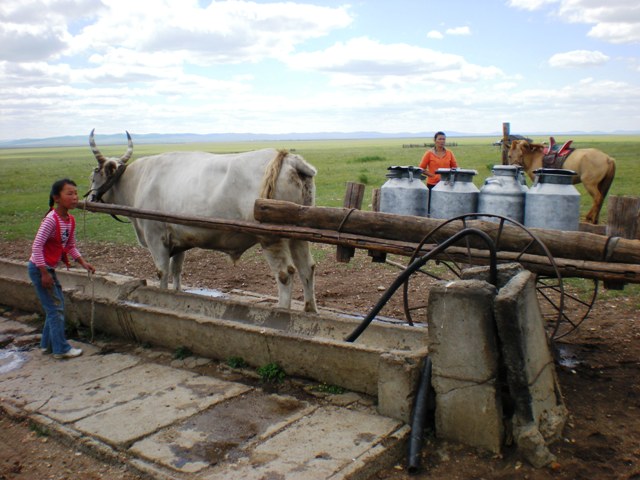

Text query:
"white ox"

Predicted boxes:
[[87, 129, 318, 313]]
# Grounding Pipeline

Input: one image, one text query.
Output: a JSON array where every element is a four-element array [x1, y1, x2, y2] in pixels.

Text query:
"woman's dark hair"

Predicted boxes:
[[48, 178, 77, 209], [434, 131, 446, 141]]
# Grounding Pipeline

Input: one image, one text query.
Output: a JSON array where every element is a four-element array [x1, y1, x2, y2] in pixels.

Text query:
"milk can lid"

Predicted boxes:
[[386, 165, 426, 179], [533, 168, 577, 176], [492, 165, 519, 172], [435, 167, 478, 175]]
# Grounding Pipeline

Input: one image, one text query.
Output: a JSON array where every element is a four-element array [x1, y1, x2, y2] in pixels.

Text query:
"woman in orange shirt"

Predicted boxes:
[[419, 131, 458, 213]]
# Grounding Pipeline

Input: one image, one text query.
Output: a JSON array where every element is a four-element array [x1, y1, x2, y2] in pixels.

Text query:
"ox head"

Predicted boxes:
[[87, 129, 133, 202]]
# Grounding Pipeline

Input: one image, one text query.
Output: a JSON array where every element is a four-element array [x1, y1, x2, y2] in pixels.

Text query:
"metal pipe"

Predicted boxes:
[[407, 356, 434, 474], [345, 227, 497, 342]]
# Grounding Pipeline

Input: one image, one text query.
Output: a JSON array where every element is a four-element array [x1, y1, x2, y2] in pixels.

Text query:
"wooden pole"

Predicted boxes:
[[501, 122, 510, 165], [368, 188, 387, 263], [607, 196, 640, 240], [336, 182, 365, 263], [78, 201, 640, 284], [604, 195, 640, 288]]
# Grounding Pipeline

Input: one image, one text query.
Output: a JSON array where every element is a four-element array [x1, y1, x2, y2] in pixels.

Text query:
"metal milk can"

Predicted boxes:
[[379, 166, 429, 217], [430, 168, 479, 219], [524, 168, 580, 231], [477, 165, 528, 223]]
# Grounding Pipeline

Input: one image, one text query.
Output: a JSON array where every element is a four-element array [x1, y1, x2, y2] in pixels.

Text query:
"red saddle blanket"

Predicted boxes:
[[543, 137, 574, 168]]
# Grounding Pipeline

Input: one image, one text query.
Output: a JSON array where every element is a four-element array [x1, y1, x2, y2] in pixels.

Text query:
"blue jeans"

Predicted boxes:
[[28, 261, 72, 355]]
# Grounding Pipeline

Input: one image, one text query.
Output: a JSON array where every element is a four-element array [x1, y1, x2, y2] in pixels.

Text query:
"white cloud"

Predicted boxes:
[[445, 26, 471, 36], [548, 50, 610, 67], [506, 0, 559, 11], [427, 30, 443, 39], [508, 0, 640, 44], [287, 37, 503, 85], [69, 0, 353, 65]]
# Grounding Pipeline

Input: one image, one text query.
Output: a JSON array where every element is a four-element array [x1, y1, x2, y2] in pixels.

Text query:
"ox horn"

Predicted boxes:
[[89, 129, 134, 165], [121, 131, 133, 163], [89, 128, 107, 165]]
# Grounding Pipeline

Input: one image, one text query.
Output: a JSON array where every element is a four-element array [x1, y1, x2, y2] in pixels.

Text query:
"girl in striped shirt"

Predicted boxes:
[[28, 178, 95, 359]]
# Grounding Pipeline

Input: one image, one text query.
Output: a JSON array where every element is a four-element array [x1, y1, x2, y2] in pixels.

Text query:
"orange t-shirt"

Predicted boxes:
[[419, 149, 458, 186]]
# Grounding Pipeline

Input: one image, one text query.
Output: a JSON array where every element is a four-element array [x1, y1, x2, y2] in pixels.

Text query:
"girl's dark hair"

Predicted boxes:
[[434, 131, 446, 141], [48, 178, 77, 209]]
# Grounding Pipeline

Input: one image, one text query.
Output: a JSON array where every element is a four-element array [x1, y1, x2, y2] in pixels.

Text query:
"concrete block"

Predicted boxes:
[[434, 380, 503, 453], [428, 280, 499, 382], [427, 279, 503, 453], [461, 262, 524, 290], [377, 350, 427, 423], [494, 270, 568, 466]]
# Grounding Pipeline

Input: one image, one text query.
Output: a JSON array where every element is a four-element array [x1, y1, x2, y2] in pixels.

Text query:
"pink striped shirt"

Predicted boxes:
[[30, 210, 82, 268]]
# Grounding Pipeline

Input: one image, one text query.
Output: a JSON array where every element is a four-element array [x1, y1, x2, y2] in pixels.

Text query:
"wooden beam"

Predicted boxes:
[[78, 201, 640, 284], [254, 199, 640, 265]]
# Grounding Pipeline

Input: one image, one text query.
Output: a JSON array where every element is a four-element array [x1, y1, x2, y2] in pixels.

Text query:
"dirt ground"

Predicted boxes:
[[1, 238, 639, 480]]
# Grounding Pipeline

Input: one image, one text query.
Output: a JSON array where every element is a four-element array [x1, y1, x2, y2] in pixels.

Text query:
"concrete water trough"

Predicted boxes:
[[0, 258, 428, 422]]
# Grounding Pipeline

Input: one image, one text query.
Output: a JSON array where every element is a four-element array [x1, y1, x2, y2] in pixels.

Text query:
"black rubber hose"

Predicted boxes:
[[407, 356, 434, 474], [345, 227, 496, 342]]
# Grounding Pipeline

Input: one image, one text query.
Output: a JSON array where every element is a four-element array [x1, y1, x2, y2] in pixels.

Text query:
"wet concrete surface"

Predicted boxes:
[[0, 312, 409, 480]]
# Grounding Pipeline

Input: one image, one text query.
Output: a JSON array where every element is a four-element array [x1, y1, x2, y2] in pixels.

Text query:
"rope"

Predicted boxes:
[[337, 208, 357, 234], [88, 270, 96, 343], [81, 205, 97, 344]]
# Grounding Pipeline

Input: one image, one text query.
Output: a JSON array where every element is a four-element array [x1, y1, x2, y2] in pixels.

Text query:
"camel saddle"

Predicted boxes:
[[542, 136, 574, 169]]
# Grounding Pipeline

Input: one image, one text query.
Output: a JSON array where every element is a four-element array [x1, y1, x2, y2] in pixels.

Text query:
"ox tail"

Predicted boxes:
[[259, 149, 288, 199], [599, 156, 616, 201]]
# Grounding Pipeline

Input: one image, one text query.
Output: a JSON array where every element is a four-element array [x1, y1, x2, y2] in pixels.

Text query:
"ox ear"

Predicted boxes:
[[104, 160, 119, 177]]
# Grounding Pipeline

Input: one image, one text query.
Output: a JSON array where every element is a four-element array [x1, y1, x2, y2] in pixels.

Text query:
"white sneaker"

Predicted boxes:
[[40, 348, 50, 354], [53, 348, 83, 359]]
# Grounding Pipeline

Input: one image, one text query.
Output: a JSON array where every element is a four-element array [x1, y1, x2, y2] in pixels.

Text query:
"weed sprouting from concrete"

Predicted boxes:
[[173, 346, 193, 360], [257, 362, 286, 383], [313, 383, 346, 395], [226, 356, 248, 368], [29, 421, 49, 437]]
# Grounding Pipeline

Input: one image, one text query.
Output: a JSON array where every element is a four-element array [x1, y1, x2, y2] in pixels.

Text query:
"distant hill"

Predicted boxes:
[[1, 130, 637, 148], [0, 131, 483, 148]]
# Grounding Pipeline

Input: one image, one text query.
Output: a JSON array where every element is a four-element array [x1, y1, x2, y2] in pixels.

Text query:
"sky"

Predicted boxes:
[[1, 0, 639, 141]]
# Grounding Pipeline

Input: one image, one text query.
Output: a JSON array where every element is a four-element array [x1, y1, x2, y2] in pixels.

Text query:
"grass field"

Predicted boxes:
[[1, 134, 638, 245]]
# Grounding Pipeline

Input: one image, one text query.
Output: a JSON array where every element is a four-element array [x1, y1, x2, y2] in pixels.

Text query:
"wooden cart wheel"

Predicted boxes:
[[399, 213, 597, 341], [535, 276, 599, 340]]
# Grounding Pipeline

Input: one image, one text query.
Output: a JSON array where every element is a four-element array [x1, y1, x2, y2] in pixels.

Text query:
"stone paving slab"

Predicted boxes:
[[42, 362, 236, 424], [0, 314, 409, 479], [0, 347, 141, 411], [130, 391, 315, 473], [203, 405, 404, 480], [73, 371, 252, 446]]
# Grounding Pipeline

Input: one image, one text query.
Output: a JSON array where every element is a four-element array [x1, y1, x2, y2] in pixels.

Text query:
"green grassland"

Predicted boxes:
[[1, 135, 638, 245]]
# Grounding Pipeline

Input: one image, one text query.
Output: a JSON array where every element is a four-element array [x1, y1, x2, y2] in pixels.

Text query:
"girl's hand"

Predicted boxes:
[[79, 259, 96, 274], [40, 270, 54, 289]]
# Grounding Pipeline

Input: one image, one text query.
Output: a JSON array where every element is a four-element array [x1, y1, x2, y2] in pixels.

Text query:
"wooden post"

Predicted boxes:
[[607, 196, 640, 240], [368, 188, 387, 263], [605, 195, 640, 289], [502, 122, 510, 165], [336, 182, 365, 263]]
